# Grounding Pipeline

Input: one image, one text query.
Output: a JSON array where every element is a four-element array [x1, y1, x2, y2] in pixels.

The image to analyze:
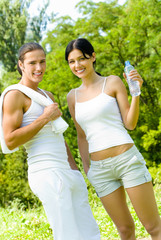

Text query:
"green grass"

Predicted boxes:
[[0, 184, 160, 240]]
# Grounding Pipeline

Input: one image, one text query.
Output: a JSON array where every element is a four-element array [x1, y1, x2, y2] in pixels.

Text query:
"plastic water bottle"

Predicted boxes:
[[124, 61, 141, 96]]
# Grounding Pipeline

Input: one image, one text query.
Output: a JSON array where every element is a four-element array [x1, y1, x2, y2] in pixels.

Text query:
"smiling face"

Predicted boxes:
[[19, 49, 46, 85], [68, 49, 96, 79]]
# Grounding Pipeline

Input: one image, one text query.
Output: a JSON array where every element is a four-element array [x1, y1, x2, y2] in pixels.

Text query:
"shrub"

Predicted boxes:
[[0, 147, 39, 208], [149, 163, 161, 185]]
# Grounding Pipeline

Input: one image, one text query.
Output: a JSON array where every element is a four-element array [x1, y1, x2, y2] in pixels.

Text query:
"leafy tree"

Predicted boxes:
[[26, 0, 50, 42], [0, 0, 49, 72], [121, 0, 161, 165], [0, 0, 27, 71]]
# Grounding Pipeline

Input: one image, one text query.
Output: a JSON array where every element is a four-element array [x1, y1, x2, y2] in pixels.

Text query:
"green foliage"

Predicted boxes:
[[0, 147, 39, 208], [149, 164, 161, 185], [0, 200, 52, 239], [0, 70, 20, 92], [26, 0, 50, 43], [0, 0, 49, 72], [0, 184, 161, 239], [140, 119, 161, 166], [0, 0, 27, 71], [1, 0, 161, 207]]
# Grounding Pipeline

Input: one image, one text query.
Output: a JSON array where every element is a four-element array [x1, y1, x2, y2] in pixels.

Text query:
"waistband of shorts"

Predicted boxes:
[[90, 145, 138, 166]]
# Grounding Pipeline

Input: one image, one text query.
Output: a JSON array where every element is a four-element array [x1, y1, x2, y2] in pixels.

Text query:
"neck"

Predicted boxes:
[[81, 72, 101, 87], [19, 78, 39, 91]]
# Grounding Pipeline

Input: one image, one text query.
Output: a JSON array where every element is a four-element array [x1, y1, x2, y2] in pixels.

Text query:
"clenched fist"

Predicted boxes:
[[43, 103, 62, 122]]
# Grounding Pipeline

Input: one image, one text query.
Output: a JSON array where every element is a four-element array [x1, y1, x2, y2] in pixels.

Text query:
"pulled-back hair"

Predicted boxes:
[[17, 42, 45, 76], [65, 38, 96, 66]]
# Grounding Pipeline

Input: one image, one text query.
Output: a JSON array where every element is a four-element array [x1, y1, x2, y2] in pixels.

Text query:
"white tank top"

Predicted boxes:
[[21, 89, 70, 172], [75, 78, 134, 153]]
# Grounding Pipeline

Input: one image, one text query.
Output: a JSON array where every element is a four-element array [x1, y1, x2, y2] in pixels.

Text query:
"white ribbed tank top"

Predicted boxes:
[[21, 89, 70, 172], [75, 78, 134, 153]]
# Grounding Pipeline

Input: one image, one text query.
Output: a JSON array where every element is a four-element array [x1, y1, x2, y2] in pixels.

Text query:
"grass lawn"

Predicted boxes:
[[0, 183, 160, 240]]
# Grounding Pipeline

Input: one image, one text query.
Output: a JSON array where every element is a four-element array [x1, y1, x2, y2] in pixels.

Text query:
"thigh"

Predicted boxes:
[[28, 169, 82, 240], [126, 182, 160, 227], [100, 186, 134, 230], [28, 168, 63, 200], [87, 160, 122, 197]]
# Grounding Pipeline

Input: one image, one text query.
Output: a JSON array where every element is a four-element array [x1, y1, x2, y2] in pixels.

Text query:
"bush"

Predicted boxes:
[[0, 147, 39, 208], [149, 163, 161, 185]]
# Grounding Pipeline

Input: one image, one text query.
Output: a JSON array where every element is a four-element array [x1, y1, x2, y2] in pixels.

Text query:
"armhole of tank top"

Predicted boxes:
[[38, 88, 50, 99], [102, 77, 107, 93]]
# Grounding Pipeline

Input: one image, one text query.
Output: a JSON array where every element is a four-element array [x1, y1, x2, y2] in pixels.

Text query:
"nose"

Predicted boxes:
[[75, 60, 80, 67], [36, 63, 42, 70]]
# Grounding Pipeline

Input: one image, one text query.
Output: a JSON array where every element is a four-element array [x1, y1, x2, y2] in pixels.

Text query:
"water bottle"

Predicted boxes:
[[124, 61, 141, 96]]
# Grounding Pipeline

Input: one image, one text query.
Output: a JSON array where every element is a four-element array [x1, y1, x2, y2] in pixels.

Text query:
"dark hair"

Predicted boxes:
[[65, 38, 96, 66], [17, 42, 46, 76]]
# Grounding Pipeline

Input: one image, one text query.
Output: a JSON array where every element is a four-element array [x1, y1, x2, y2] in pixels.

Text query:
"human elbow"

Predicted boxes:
[[6, 142, 15, 150], [126, 123, 136, 131], [5, 137, 17, 150], [77, 136, 86, 147]]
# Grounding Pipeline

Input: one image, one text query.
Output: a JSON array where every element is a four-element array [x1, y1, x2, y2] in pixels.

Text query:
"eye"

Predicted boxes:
[[80, 57, 85, 61], [68, 60, 74, 64]]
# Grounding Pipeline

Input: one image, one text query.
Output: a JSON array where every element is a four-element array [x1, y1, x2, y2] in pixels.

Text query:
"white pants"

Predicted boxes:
[[28, 168, 101, 240]]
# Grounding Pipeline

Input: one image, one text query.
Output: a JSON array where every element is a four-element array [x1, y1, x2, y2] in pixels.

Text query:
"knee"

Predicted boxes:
[[117, 222, 135, 239], [145, 218, 161, 237]]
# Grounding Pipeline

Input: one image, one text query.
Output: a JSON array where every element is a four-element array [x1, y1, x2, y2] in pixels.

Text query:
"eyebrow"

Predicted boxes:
[[28, 58, 46, 63], [68, 54, 84, 61]]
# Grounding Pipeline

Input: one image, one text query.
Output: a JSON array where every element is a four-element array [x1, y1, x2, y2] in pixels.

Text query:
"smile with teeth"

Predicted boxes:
[[34, 72, 42, 76], [76, 69, 85, 73]]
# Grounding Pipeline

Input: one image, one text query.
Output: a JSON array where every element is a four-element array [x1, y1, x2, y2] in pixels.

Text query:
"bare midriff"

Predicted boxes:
[[90, 143, 134, 161]]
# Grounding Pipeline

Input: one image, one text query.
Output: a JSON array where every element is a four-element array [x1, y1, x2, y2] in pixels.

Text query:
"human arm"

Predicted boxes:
[[77, 130, 90, 175], [3, 90, 62, 150], [67, 89, 90, 174], [65, 141, 79, 170], [106, 70, 143, 130]]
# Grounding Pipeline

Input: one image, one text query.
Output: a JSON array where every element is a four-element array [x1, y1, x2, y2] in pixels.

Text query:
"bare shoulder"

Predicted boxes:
[[4, 89, 25, 98], [2, 90, 26, 118], [107, 75, 123, 85], [67, 89, 76, 114], [67, 89, 75, 99], [43, 90, 55, 102], [104, 75, 125, 97], [67, 89, 75, 103], [107, 75, 126, 90], [3, 90, 24, 108]]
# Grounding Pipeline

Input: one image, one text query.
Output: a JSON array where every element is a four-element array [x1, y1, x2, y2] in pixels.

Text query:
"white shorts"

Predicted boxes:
[[87, 145, 152, 197], [28, 168, 100, 240]]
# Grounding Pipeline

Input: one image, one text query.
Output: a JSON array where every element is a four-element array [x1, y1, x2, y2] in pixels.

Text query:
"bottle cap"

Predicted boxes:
[[125, 61, 131, 66]]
